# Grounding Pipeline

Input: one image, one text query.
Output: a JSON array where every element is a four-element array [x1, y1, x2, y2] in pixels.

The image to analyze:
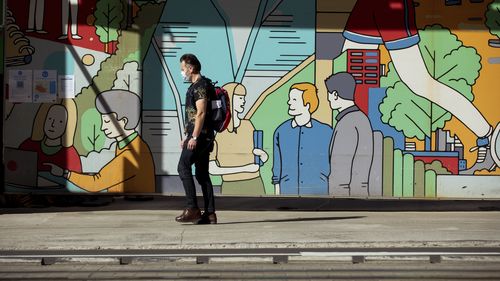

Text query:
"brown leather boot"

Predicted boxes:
[[196, 212, 217, 224], [175, 208, 201, 223]]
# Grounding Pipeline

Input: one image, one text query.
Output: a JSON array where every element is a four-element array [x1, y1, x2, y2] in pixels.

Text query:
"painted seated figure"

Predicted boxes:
[[46, 90, 156, 193], [20, 100, 82, 173]]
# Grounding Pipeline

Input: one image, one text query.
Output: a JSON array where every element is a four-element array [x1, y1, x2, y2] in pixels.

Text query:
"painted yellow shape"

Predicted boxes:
[[211, 120, 260, 182], [69, 136, 155, 193], [314, 59, 334, 125], [316, 13, 350, 33], [316, 0, 357, 13], [81, 54, 95, 66]]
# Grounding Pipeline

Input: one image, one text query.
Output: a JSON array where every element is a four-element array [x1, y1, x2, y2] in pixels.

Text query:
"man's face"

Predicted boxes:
[[233, 95, 245, 114], [287, 88, 309, 116], [328, 90, 341, 110], [101, 113, 127, 139], [180, 61, 192, 82], [44, 105, 68, 140]]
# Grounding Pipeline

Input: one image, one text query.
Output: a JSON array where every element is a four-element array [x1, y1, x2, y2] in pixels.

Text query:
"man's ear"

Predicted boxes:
[[333, 91, 339, 100], [120, 117, 128, 128]]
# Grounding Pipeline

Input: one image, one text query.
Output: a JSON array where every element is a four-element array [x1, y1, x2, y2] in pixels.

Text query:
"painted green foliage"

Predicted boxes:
[[486, 0, 500, 39], [81, 108, 106, 153], [425, 160, 452, 175], [380, 25, 481, 140], [94, 0, 125, 45], [75, 2, 164, 155]]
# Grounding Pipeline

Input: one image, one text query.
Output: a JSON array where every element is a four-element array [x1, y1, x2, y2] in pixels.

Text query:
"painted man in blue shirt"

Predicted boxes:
[[272, 83, 333, 195]]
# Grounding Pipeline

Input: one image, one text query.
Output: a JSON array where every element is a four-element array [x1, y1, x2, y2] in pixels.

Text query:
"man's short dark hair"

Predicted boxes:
[[180, 54, 201, 73], [324, 72, 356, 101]]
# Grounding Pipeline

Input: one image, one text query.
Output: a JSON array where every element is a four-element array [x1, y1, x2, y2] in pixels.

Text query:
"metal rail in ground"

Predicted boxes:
[[1, 247, 500, 265]]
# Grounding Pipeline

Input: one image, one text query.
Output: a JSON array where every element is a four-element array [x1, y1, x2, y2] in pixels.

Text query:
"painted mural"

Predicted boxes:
[[3, 0, 500, 198]]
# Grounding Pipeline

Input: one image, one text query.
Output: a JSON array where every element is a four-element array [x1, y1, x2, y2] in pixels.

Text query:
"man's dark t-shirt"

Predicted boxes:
[[184, 76, 214, 139]]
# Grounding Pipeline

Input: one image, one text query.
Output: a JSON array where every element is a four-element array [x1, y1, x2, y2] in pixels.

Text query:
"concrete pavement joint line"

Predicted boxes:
[[0, 252, 500, 259], [1, 252, 500, 259], [300, 252, 500, 257], [2, 249, 500, 259], [179, 229, 185, 245], [2, 247, 500, 254], [0, 253, 298, 259]]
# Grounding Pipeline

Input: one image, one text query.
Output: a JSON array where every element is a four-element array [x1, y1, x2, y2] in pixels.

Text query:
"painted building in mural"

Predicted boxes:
[[2, 0, 500, 198]]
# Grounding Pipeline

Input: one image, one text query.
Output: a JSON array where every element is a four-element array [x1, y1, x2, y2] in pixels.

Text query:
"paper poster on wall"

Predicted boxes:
[[58, 75, 75, 98], [8, 69, 33, 103], [33, 70, 57, 103]]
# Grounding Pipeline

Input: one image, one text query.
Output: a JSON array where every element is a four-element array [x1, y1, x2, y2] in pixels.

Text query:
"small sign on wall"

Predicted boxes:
[[8, 69, 33, 103], [58, 75, 75, 99], [33, 70, 57, 103]]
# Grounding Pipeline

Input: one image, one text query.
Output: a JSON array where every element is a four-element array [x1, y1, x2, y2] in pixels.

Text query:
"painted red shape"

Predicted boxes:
[[414, 156, 459, 175], [7, 160, 18, 172], [389, 1, 404, 9], [7, 0, 108, 53]]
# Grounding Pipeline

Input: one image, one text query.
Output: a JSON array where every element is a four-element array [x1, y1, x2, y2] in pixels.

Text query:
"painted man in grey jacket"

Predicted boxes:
[[325, 72, 374, 196]]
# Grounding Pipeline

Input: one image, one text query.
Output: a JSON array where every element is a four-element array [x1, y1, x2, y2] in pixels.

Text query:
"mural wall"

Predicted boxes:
[[3, 0, 500, 198]]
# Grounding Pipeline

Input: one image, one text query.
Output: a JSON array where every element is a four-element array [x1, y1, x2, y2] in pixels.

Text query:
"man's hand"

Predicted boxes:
[[245, 163, 260, 173], [187, 138, 197, 150], [43, 163, 64, 177], [253, 148, 268, 163]]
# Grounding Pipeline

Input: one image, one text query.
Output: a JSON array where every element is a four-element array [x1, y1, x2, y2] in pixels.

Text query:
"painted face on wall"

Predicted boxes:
[[287, 88, 309, 117], [101, 113, 127, 139], [327, 90, 341, 110], [233, 95, 246, 115], [44, 105, 68, 140]]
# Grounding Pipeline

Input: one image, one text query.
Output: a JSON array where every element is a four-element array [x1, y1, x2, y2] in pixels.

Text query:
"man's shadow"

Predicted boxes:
[[208, 216, 365, 225]]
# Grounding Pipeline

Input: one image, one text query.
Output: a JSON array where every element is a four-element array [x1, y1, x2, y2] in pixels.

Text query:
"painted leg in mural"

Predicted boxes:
[[27, 0, 46, 33], [342, 39, 500, 173], [390, 45, 498, 173], [59, 0, 81, 40], [27, 0, 36, 32], [69, 0, 81, 39]]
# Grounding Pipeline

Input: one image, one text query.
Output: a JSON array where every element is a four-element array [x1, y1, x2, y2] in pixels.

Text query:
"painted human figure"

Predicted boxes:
[[27, 0, 46, 33], [59, 0, 81, 40], [341, 0, 499, 173], [325, 72, 374, 196], [45, 90, 156, 193], [272, 83, 333, 195], [209, 83, 268, 195], [20, 101, 82, 173]]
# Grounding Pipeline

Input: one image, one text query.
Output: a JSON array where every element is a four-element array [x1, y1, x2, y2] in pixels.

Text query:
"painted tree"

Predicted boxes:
[[75, 2, 165, 155], [486, 0, 500, 47], [94, 0, 125, 53], [380, 25, 481, 143], [113, 61, 142, 95], [80, 108, 106, 153]]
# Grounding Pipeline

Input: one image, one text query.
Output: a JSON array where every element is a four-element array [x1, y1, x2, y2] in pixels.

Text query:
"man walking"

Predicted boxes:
[[176, 54, 217, 224]]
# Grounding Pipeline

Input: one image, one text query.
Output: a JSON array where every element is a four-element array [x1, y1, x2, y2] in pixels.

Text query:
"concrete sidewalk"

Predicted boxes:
[[1, 196, 500, 251]]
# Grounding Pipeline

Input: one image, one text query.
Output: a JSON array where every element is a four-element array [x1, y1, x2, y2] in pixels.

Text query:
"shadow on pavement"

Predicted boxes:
[[1, 194, 500, 214], [212, 216, 366, 225]]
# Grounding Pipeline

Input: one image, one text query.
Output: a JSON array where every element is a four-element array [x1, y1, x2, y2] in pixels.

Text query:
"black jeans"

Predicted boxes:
[[177, 137, 215, 213]]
